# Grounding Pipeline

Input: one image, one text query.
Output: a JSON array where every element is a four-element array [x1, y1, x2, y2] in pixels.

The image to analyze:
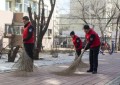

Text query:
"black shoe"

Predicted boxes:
[[87, 70, 93, 72], [92, 71, 97, 74]]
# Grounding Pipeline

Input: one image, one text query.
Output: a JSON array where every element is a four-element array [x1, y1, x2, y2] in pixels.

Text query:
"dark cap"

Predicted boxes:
[[70, 31, 75, 35], [23, 16, 29, 21], [83, 25, 90, 29]]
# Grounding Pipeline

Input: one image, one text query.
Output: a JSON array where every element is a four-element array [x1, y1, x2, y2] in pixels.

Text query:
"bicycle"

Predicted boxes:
[[100, 42, 111, 55]]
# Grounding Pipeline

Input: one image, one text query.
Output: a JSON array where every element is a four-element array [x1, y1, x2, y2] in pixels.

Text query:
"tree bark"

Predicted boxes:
[[28, 0, 56, 60], [118, 32, 120, 51], [8, 46, 20, 62]]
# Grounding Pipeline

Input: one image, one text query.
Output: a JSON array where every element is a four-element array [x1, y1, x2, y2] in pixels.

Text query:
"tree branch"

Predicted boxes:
[[103, 8, 116, 31], [40, 0, 45, 37], [42, 0, 56, 36], [28, 6, 33, 22]]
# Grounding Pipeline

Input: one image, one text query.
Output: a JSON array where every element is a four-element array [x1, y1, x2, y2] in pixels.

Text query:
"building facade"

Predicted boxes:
[[58, 0, 119, 37], [0, 0, 59, 49]]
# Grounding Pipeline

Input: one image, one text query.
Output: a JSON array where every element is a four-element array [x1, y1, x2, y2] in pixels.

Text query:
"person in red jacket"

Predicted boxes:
[[22, 16, 35, 60], [83, 25, 100, 74], [70, 31, 82, 60]]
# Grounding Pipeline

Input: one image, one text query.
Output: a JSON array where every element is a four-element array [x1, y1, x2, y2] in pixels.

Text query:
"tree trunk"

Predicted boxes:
[[118, 30, 120, 51], [115, 27, 119, 51], [8, 46, 20, 62], [34, 37, 42, 60], [34, 49, 39, 60], [100, 30, 105, 41], [28, 0, 56, 60]]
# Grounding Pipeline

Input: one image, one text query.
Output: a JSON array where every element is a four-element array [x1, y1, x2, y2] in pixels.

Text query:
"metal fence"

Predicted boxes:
[[53, 37, 86, 48], [53, 36, 119, 49]]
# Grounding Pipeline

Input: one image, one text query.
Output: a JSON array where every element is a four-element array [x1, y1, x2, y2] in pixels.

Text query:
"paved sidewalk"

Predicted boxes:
[[105, 76, 120, 85], [0, 52, 120, 85]]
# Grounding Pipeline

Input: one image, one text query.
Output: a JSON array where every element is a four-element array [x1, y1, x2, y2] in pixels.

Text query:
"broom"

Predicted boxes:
[[54, 43, 88, 75], [12, 48, 36, 76], [74, 52, 88, 68]]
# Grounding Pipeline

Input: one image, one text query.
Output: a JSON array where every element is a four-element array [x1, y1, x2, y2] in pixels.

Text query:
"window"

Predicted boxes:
[[15, 0, 21, 3], [24, 4, 28, 12], [48, 29, 52, 36], [15, 0, 22, 12], [5, 24, 23, 35], [5, 24, 13, 34], [15, 3, 22, 12], [14, 26, 20, 35], [24, 0, 30, 12], [44, 6, 48, 17], [6, 1, 12, 11], [31, 1, 37, 13], [14, 26, 23, 35]]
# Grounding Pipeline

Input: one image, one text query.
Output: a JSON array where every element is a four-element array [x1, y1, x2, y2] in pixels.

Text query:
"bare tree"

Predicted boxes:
[[90, 0, 116, 40], [77, 0, 89, 24], [28, 0, 56, 59], [77, 0, 116, 41], [0, 13, 21, 62], [7, 13, 21, 62]]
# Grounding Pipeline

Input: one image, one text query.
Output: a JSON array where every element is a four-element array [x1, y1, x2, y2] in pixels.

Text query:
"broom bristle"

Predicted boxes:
[[53, 44, 88, 76], [74, 54, 89, 68], [79, 61, 89, 68], [54, 56, 81, 75], [12, 49, 37, 76]]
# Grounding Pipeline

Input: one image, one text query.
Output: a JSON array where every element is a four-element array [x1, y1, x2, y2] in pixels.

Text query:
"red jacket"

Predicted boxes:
[[23, 22, 34, 43], [85, 29, 100, 48], [72, 35, 82, 50]]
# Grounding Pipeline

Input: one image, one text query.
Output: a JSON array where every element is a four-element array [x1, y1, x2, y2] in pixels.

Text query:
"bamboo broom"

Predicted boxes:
[[74, 52, 88, 68], [54, 43, 88, 75], [12, 48, 37, 76]]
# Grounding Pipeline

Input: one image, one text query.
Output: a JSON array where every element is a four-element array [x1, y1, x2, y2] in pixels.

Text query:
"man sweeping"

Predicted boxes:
[[70, 31, 82, 60], [23, 16, 35, 72], [83, 25, 100, 74], [22, 16, 35, 63]]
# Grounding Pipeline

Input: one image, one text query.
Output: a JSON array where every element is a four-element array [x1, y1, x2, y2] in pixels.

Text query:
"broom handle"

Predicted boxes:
[[78, 42, 88, 60]]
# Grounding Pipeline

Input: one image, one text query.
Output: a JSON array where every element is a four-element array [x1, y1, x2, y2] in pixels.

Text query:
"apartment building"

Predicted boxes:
[[0, 0, 59, 49], [68, 0, 119, 37]]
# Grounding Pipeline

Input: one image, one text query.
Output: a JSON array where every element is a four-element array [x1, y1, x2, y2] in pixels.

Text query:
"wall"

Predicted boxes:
[[0, 0, 5, 11], [0, 10, 13, 32], [0, 10, 13, 48]]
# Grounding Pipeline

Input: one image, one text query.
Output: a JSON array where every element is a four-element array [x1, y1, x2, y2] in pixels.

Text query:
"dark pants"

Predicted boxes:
[[89, 46, 100, 72], [24, 43, 34, 60], [74, 49, 81, 61], [76, 49, 81, 56]]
